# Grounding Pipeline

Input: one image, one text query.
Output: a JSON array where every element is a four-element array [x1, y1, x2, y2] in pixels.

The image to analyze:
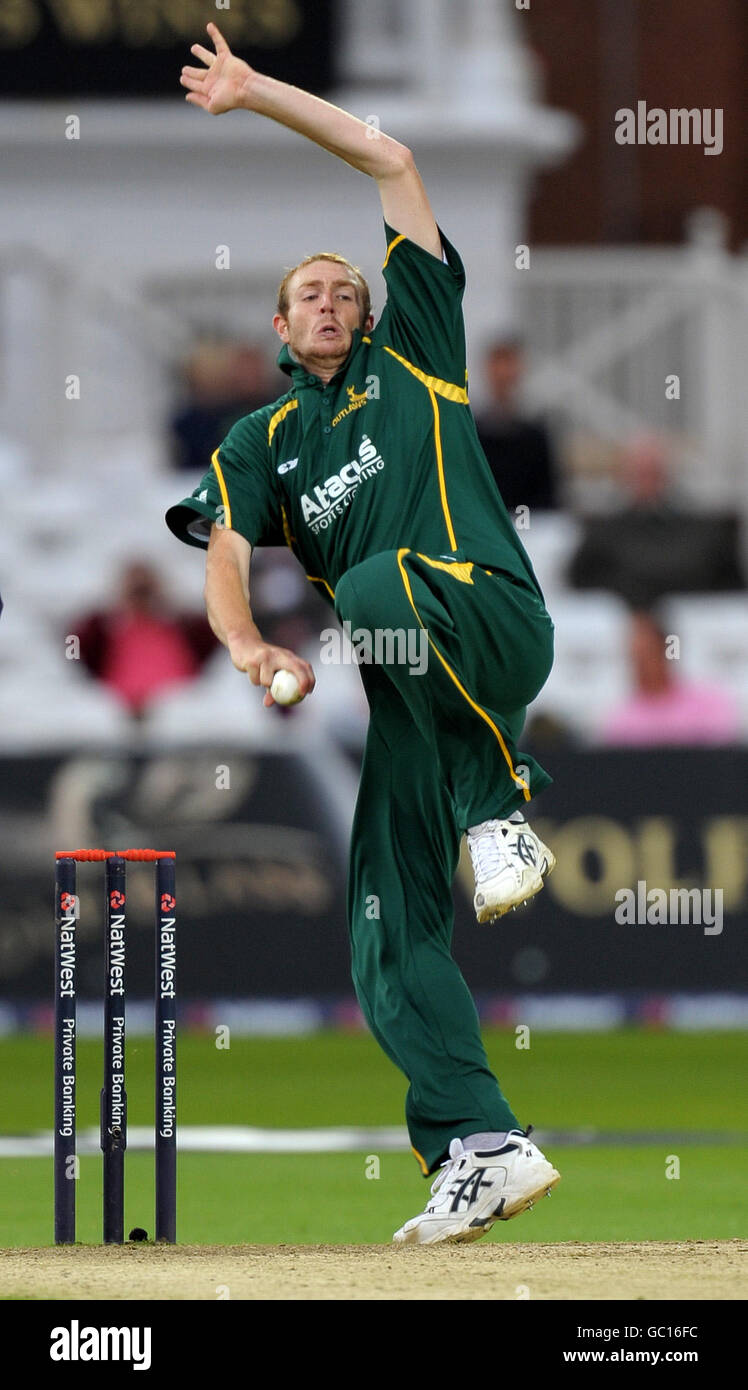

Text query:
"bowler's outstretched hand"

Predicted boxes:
[[180, 22, 255, 115]]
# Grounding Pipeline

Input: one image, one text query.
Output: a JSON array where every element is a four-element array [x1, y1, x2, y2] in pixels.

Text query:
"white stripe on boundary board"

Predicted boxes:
[[0, 1126, 411, 1157], [1, 1127, 743, 1157]]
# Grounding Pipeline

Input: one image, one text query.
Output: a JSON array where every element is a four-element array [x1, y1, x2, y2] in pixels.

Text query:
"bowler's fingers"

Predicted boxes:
[[185, 94, 211, 110], [206, 22, 230, 54], [180, 74, 208, 94], [288, 660, 316, 696], [189, 45, 215, 67], [257, 657, 315, 695], [257, 657, 284, 689]]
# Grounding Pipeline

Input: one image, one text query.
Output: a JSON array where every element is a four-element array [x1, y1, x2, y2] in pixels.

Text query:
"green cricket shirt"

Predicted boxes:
[[166, 221, 544, 609]]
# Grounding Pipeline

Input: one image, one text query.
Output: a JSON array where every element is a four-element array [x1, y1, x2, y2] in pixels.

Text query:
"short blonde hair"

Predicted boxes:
[[277, 252, 372, 325]]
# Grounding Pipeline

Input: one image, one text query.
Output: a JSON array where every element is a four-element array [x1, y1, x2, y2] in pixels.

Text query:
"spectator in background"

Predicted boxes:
[[599, 609, 740, 746], [568, 434, 745, 608], [72, 562, 217, 717], [474, 337, 560, 513], [171, 340, 279, 473]]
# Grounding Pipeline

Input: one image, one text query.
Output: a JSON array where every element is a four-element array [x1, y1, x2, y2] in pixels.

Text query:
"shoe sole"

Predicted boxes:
[[500, 1166, 561, 1220], [475, 849, 556, 924]]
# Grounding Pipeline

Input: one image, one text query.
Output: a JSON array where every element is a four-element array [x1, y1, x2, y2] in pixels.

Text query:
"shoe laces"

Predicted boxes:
[[430, 1137, 467, 1194], [467, 824, 511, 882]]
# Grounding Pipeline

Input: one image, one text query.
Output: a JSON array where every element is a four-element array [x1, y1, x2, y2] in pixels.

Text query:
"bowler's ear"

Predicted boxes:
[[363, 313, 374, 332], [272, 313, 290, 342]]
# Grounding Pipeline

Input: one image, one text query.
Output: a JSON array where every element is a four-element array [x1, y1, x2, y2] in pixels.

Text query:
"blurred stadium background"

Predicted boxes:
[[0, 0, 746, 1249]]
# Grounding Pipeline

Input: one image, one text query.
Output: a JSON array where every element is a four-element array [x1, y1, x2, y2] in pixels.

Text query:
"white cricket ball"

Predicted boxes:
[[270, 669, 303, 705]]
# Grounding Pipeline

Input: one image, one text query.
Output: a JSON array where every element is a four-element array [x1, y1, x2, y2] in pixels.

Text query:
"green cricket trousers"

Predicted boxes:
[[334, 547, 555, 1175]]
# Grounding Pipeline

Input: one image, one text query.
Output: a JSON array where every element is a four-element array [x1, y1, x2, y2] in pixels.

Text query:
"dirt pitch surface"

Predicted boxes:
[[2, 1240, 746, 1300]]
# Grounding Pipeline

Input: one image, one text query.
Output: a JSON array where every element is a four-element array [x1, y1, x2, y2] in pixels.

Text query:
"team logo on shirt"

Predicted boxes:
[[331, 383, 369, 428], [300, 434, 385, 535]]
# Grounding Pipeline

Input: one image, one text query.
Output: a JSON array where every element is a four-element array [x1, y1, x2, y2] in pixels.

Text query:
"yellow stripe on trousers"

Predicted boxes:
[[411, 1144, 430, 1175], [396, 548, 531, 800]]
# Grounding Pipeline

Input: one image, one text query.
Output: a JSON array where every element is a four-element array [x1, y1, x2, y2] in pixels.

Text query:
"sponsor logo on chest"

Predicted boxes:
[[299, 434, 385, 535]]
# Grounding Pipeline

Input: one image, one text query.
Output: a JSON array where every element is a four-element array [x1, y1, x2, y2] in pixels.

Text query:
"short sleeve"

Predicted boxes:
[[165, 411, 284, 550], [377, 219, 467, 385]]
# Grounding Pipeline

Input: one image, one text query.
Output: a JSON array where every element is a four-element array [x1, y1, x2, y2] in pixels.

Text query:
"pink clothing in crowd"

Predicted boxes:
[[601, 682, 740, 746], [101, 614, 198, 712]]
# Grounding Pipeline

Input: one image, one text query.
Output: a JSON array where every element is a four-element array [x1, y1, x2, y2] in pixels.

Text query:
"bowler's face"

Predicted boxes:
[[273, 261, 372, 378]]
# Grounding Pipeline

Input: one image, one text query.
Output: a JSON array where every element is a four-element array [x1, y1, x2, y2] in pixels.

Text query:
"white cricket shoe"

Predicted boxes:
[[392, 1131, 560, 1246], [467, 818, 556, 922]]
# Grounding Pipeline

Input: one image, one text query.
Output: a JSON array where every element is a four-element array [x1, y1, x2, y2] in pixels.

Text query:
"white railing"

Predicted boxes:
[[519, 209, 748, 508], [0, 245, 185, 473]]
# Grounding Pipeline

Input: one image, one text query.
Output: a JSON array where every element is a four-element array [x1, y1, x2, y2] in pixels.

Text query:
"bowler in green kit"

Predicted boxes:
[[168, 23, 561, 1244]]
